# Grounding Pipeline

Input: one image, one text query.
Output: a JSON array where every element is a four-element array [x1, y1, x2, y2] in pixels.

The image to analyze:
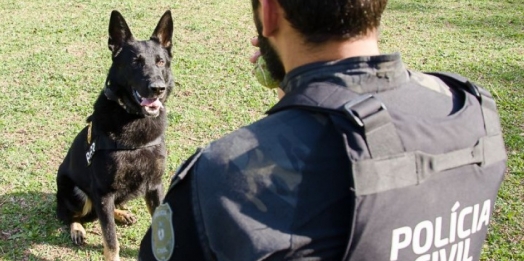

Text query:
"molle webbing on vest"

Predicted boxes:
[[340, 81, 506, 195]]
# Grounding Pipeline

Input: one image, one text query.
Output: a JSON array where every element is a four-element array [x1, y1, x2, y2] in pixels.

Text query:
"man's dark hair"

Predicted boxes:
[[252, 0, 388, 44]]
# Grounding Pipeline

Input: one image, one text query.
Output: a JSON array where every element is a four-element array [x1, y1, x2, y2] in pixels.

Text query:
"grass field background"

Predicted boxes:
[[0, 0, 522, 260]]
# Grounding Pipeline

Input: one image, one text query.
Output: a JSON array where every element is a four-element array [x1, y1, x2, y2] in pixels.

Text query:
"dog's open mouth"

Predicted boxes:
[[133, 90, 164, 116]]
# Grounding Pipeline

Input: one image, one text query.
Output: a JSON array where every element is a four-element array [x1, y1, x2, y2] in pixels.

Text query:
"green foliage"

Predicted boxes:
[[0, 0, 522, 260]]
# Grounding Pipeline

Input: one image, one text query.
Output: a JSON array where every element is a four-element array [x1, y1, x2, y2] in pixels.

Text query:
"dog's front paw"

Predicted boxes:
[[70, 222, 86, 245], [114, 209, 137, 225]]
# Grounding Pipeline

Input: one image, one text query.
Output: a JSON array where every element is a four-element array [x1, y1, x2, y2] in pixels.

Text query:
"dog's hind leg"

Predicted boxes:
[[69, 188, 96, 245], [72, 187, 93, 218], [70, 222, 87, 245], [57, 173, 95, 245], [56, 171, 77, 224], [114, 209, 137, 225], [57, 171, 92, 218]]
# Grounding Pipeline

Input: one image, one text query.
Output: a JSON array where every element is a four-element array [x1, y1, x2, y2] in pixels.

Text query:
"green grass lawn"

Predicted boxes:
[[0, 0, 522, 260]]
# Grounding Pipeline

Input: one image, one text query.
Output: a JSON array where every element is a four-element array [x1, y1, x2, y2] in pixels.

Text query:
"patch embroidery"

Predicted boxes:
[[152, 203, 175, 261], [86, 141, 96, 166]]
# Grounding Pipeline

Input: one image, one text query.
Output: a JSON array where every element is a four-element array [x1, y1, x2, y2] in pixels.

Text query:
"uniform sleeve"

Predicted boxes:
[[138, 151, 208, 261]]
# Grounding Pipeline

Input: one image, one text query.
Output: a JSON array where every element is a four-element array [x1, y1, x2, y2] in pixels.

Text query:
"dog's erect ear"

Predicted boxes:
[[151, 10, 173, 50], [108, 10, 134, 55]]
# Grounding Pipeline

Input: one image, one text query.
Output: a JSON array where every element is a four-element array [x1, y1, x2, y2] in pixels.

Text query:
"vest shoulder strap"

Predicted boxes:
[[267, 83, 405, 158], [426, 72, 502, 136]]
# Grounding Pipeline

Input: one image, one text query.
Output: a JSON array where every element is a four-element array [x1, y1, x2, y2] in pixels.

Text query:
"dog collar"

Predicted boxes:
[[104, 78, 142, 116]]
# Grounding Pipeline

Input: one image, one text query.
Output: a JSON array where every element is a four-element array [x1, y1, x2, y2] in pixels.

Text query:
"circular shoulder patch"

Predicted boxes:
[[152, 203, 175, 261]]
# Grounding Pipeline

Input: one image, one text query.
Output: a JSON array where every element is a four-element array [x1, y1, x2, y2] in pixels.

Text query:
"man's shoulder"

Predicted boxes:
[[196, 108, 330, 170], [408, 70, 456, 97]]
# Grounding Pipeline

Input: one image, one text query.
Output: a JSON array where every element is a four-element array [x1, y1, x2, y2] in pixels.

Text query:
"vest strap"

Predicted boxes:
[[352, 133, 506, 196], [343, 94, 404, 158], [267, 83, 406, 160], [427, 72, 503, 136]]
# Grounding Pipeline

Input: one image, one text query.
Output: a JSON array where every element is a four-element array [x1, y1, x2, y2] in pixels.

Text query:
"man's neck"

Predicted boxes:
[[276, 33, 381, 74], [274, 33, 381, 100]]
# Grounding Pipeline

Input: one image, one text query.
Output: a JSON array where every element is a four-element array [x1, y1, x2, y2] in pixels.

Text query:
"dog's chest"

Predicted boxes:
[[109, 147, 166, 200]]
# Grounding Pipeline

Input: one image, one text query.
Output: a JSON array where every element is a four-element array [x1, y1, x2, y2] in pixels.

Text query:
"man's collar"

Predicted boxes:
[[280, 53, 409, 95]]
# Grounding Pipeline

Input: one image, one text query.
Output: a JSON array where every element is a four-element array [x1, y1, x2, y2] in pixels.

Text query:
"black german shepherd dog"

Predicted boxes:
[[56, 10, 173, 261]]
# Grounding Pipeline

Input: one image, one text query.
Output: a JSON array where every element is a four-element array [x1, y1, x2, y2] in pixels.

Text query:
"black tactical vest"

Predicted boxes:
[[268, 72, 507, 261]]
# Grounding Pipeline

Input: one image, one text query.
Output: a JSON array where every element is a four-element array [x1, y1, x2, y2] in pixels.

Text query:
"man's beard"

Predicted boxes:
[[254, 12, 286, 83]]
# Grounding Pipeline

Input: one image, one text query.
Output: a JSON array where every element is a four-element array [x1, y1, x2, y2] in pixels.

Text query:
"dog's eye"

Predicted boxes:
[[157, 60, 165, 67]]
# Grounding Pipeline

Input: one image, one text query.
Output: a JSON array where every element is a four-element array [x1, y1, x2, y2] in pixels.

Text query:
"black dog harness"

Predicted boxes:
[[84, 77, 163, 166], [85, 121, 162, 166]]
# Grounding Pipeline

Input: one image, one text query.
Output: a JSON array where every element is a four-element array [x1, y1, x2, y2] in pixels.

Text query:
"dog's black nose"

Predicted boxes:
[[149, 82, 166, 94]]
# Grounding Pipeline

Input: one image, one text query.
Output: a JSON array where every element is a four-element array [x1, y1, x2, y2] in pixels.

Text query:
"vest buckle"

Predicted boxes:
[[343, 94, 387, 127]]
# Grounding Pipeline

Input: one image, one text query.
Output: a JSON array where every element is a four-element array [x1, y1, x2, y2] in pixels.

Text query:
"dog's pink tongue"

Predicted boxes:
[[141, 98, 163, 108]]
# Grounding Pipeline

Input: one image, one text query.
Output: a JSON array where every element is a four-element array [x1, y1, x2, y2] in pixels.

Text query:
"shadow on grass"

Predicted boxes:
[[0, 191, 139, 260]]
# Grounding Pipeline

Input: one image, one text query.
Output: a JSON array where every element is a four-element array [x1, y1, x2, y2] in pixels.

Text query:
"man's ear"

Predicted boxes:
[[108, 10, 134, 55], [260, 0, 280, 38], [151, 10, 174, 51]]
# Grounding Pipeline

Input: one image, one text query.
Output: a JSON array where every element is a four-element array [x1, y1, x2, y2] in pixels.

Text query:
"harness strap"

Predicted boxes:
[[95, 133, 163, 150], [87, 121, 93, 144], [85, 120, 163, 165]]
